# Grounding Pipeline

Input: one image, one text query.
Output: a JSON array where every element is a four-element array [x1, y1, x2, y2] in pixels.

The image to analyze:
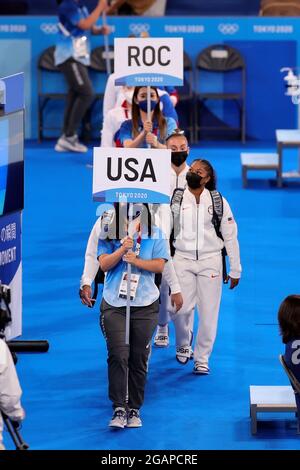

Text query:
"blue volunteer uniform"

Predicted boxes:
[[55, 0, 91, 66], [98, 226, 169, 307]]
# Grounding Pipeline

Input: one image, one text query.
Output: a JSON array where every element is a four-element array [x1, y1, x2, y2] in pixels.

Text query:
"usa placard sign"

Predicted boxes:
[[114, 37, 183, 86], [93, 147, 171, 203]]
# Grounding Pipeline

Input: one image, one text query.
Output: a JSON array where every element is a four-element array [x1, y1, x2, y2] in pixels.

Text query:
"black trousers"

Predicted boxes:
[[58, 58, 94, 137], [100, 299, 159, 410]]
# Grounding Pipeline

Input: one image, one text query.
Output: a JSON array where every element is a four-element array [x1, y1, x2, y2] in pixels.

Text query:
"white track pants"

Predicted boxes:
[[158, 275, 195, 333], [158, 276, 170, 326], [172, 254, 223, 365]]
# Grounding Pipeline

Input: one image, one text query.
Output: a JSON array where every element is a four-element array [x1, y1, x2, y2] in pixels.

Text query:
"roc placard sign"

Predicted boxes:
[[93, 147, 171, 203], [114, 37, 183, 86]]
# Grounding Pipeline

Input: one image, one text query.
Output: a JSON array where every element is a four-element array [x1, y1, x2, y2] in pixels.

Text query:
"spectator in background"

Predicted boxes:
[[103, 74, 178, 123], [278, 295, 300, 383], [259, 0, 300, 16], [54, 0, 110, 153], [115, 86, 177, 148], [108, 0, 167, 16], [101, 85, 134, 147]]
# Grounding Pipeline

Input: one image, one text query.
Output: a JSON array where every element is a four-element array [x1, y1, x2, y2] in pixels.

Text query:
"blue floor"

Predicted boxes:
[[5, 140, 300, 449]]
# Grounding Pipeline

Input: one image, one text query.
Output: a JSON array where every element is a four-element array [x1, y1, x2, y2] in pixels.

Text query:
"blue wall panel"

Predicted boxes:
[[0, 16, 298, 139]]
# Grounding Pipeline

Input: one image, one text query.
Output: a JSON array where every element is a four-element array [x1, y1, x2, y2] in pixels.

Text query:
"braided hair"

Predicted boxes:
[[191, 159, 217, 191]]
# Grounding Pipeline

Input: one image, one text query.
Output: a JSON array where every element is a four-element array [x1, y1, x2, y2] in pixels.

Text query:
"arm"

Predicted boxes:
[[221, 198, 242, 280], [91, 24, 110, 35], [123, 227, 169, 274], [123, 253, 166, 273], [103, 73, 120, 116], [80, 218, 102, 288], [154, 205, 181, 292], [99, 236, 133, 272], [145, 133, 167, 149], [124, 130, 146, 148], [77, 0, 107, 31], [101, 111, 117, 147], [164, 86, 179, 106]]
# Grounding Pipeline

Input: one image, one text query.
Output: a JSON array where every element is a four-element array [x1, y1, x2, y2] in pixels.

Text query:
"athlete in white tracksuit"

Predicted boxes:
[[166, 158, 241, 374], [153, 130, 190, 347], [0, 338, 25, 450]]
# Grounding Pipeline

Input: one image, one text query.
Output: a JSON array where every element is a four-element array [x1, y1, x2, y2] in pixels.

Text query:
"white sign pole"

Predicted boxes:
[[147, 86, 151, 149], [125, 203, 132, 345], [102, 12, 111, 76]]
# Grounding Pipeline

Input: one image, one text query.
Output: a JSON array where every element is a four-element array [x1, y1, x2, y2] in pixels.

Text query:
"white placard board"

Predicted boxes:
[[93, 147, 171, 204], [114, 37, 183, 86]]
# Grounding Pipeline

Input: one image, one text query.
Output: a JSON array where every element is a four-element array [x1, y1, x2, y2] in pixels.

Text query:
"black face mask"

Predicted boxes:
[[171, 151, 188, 167], [186, 171, 204, 189]]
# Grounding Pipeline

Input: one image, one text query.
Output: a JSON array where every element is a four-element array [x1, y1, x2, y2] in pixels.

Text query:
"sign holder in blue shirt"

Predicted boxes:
[[94, 38, 183, 344]]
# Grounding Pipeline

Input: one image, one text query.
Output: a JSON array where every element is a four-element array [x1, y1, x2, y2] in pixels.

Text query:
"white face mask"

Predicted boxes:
[[124, 89, 134, 105]]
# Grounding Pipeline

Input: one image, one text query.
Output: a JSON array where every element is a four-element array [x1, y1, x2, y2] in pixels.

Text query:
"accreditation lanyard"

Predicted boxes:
[[119, 233, 142, 301]]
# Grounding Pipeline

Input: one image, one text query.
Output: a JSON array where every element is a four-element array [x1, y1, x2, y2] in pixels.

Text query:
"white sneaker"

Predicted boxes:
[[193, 362, 210, 375], [55, 134, 88, 153], [126, 409, 142, 428], [154, 325, 169, 348], [109, 407, 127, 428], [176, 345, 191, 365]]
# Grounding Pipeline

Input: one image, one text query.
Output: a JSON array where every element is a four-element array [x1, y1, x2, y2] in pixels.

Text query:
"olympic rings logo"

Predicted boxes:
[[218, 23, 239, 35], [129, 23, 150, 35], [40, 23, 58, 34]]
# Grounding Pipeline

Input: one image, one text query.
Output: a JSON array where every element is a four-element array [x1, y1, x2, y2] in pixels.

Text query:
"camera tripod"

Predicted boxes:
[[0, 283, 49, 450], [1, 412, 29, 450]]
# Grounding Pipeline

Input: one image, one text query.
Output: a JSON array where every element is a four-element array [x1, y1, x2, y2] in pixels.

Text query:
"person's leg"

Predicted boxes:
[[100, 300, 129, 426], [127, 300, 159, 422], [193, 255, 223, 373], [56, 59, 94, 151], [62, 89, 76, 136], [171, 255, 197, 364], [65, 61, 94, 136], [154, 276, 170, 347]]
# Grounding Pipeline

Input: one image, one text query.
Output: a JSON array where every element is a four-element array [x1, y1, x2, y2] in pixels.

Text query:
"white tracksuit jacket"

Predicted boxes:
[[164, 187, 242, 365]]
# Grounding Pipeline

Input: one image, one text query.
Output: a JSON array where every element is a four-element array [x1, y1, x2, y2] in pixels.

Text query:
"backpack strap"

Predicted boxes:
[[209, 190, 224, 240], [209, 190, 228, 283]]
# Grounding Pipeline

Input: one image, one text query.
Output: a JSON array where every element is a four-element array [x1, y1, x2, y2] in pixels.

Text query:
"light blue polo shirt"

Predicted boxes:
[[55, 0, 91, 66], [98, 226, 169, 307]]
